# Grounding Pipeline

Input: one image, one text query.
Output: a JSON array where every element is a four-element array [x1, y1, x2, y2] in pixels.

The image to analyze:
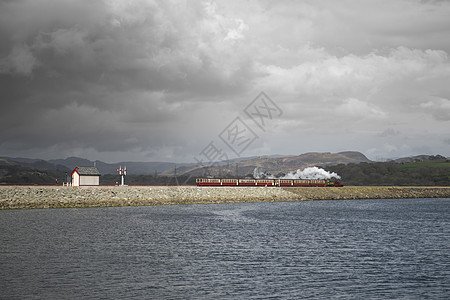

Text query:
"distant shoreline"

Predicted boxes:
[[0, 186, 449, 209]]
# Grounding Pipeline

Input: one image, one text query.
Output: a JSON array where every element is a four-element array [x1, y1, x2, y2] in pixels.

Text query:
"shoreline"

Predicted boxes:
[[0, 185, 449, 210]]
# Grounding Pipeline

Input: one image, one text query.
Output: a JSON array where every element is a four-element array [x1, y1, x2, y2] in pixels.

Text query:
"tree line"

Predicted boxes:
[[325, 159, 449, 186]]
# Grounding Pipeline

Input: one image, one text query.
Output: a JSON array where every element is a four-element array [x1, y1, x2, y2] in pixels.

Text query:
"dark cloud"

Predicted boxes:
[[0, 0, 256, 160], [0, 0, 449, 162]]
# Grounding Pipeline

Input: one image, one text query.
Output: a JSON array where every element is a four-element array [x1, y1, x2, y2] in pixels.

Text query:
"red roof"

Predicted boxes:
[[71, 166, 101, 176]]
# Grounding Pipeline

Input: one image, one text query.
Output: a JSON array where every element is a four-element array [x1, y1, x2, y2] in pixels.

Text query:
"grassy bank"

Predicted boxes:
[[0, 186, 449, 209]]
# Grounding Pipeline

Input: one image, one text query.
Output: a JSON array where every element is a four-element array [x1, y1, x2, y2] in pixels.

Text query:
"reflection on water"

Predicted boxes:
[[1, 198, 449, 299]]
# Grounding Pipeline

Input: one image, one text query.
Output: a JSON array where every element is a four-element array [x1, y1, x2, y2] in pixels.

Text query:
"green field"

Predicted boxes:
[[399, 160, 450, 170]]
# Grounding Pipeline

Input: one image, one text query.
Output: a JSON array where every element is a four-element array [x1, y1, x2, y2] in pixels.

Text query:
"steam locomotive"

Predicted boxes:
[[196, 178, 343, 187]]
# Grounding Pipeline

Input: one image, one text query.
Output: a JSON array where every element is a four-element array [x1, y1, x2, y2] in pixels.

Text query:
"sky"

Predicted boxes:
[[0, 0, 449, 163]]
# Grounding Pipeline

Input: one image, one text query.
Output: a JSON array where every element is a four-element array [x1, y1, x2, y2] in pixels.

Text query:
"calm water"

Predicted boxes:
[[1, 198, 449, 299]]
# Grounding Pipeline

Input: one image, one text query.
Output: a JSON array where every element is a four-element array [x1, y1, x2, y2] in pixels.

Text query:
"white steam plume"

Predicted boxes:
[[253, 166, 341, 180], [280, 167, 341, 180]]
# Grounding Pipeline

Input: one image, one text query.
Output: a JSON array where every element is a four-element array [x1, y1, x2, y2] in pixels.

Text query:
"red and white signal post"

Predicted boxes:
[[117, 166, 127, 186]]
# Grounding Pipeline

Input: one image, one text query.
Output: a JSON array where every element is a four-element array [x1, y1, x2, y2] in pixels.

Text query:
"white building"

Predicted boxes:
[[71, 166, 101, 186]]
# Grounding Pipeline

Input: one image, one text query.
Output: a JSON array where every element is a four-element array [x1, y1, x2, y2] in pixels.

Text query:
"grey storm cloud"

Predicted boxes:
[[1, 0, 450, 162], [0, 0, 255, 160]]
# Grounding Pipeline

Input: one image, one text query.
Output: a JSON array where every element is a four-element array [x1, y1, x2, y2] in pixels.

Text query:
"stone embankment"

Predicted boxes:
[[0, 186, 449, 209]]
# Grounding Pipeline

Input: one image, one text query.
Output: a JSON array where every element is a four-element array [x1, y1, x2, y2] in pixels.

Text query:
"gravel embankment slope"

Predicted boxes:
[[284, 186, 450, 200], [0, 186, 449, 209]]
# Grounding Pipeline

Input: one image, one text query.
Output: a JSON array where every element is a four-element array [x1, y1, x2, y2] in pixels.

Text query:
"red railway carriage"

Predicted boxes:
[[196, 178, 221, 186], [221, 178, 239, 186], [238, 179, 257, 186], [310, 179, 327, 187], [293, 179, 310, 187], [256, 179, 275, 186], [276, 179, 293, 186]]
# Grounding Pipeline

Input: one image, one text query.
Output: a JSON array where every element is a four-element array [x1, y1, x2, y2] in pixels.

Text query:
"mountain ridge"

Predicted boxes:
[[175, 151, 373, 177], [1, 152, 447, 177]]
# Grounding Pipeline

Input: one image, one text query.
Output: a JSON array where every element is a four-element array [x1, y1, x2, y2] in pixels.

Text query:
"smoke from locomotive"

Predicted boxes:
[[253, 166, 341, 180]]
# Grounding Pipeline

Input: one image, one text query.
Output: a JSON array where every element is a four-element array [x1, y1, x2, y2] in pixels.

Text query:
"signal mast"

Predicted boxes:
[[117, 165, 127, 186]]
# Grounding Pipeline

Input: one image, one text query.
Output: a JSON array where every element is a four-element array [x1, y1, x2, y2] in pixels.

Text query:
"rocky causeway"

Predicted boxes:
[[1, 186, 449, 209]]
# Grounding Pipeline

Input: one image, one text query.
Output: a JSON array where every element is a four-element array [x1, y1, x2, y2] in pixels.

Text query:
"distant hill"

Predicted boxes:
[[0, 157, 17, 166], [0, 157, 70, 172], [48, 157, 187, 175], [178, 151, 372, 177], [0, 157, 70, 185], [48, 157, 93, 169], [1, 156, 195, 175], [390, 154, 447, 163]]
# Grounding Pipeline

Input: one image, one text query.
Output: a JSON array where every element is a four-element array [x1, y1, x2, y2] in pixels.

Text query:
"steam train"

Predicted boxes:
[[196, 178, 343, 187]]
